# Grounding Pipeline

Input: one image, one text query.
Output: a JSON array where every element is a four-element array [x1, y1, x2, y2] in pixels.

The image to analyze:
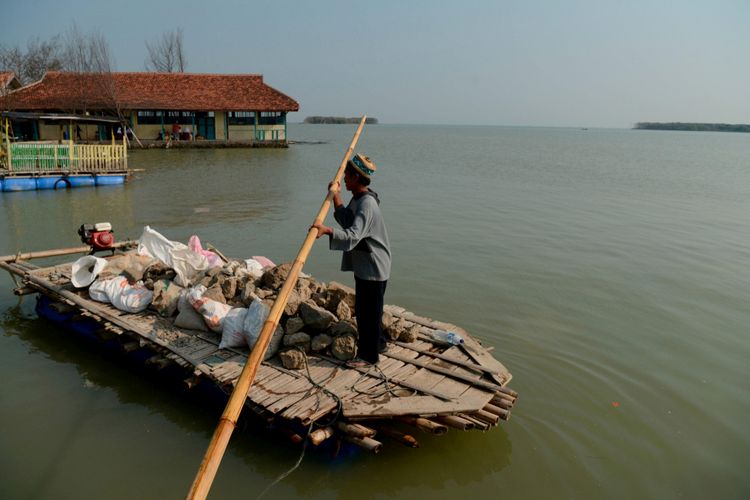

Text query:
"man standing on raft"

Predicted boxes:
[[312, 153, 392, 366]]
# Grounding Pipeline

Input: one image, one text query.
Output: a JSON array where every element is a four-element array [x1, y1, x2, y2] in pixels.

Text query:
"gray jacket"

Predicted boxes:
[[330, 190, 391, 281]]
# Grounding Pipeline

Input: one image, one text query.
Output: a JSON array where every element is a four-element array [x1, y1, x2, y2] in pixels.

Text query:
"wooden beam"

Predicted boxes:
[[343, 395, 484, 419], [393, 340, 503, 376], [382, 350, 503, 393]]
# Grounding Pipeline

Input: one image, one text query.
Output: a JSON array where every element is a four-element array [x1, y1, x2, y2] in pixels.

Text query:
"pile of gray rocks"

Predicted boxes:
[[183, 261, 420, 370]]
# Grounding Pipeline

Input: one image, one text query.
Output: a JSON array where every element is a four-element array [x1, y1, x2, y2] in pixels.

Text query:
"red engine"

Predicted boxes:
[[78, 223, 115, 251]]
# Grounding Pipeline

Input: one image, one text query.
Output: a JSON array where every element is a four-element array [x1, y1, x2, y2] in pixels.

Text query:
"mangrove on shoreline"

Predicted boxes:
[[634, 122, 750, 133], [304, 116, 378, 124]]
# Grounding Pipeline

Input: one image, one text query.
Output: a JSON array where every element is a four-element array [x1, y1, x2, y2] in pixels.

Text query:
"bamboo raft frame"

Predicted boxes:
[[1, 245, 517, 455]]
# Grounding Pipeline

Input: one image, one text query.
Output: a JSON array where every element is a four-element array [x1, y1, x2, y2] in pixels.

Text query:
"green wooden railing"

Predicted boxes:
[[7, 142, 127, 172]]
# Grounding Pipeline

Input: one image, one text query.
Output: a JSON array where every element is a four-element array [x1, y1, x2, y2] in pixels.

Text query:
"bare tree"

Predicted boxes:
[[60, 24, 120, 116], [61, 24, 113, 74], [0, 45, 24, 81], [145, 28, 187, 72], [0, 37, 63, 85], [24, 37, 64, 82]]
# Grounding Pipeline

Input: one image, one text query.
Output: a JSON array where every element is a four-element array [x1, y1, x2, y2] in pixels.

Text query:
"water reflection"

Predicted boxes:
[[0, 185, 136, 252]]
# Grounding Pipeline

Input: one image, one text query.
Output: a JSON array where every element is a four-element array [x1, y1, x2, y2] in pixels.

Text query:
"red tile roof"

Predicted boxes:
[[1, 71, 21, 90], [8, 71, 299, 112]]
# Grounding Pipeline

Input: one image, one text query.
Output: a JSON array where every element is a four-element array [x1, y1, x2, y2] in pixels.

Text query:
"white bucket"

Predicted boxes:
[[71, 256, 108, 288]]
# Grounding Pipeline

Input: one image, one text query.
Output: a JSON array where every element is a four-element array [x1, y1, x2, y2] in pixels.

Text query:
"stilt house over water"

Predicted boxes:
[[2, 71, 299, 146]]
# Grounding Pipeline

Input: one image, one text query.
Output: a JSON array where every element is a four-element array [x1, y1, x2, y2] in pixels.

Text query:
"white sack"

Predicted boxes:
[[88, 276, 153, 313], [88, 278, 112, 302], [187, 284, 231, 333]]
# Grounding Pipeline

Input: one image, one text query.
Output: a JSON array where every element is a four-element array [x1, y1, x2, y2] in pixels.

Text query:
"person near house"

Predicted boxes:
[[312, 153, 392, 366]]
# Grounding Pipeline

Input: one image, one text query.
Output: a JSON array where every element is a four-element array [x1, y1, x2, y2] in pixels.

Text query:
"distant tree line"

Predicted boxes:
[[304, 116, 378, 124], [635, 122, 750, 133]]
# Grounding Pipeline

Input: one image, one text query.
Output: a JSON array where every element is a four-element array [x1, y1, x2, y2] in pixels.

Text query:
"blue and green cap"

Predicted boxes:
[[348, 153, 377, 180]]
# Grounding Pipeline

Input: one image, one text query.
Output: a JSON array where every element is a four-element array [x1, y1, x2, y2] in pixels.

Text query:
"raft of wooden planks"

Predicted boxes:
[[2, 254, 517, 453]]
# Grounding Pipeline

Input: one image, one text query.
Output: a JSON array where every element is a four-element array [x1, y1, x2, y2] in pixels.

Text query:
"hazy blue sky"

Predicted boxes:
[[2, 0, 748, 127]]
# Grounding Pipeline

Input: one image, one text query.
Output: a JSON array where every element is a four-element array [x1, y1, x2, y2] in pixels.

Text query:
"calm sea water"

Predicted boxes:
[[1, 124, 749, 499]]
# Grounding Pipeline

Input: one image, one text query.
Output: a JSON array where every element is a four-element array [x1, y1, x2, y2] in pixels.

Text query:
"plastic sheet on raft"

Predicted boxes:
[[137, 226, 218, 287], [188, 235, 223, 268], [71, 256, 108, 288]]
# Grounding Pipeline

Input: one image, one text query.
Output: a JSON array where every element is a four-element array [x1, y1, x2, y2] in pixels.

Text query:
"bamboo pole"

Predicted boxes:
[[458, 414, 490, 431], [0, 240, 136, 264], [5, 118, 12, 171], [309, 426, 335, 446], [497, 386, 519, 399], [343, 435, 382, 454], [483, 402, 510, 421], [336, 421, 376, 438], [69, 121, 74, 169], [473, 409, 500, 426], [490, 393, 515, 409], [398, 416, 448, 435], [435, 414, 475, 431], [186, 116, 368, 500], [378, 426, 419, 448]]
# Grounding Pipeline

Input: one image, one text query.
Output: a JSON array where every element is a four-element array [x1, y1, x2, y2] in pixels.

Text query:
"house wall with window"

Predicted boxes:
[[132, 111, 164, 140], [224, 111, 287, 141]]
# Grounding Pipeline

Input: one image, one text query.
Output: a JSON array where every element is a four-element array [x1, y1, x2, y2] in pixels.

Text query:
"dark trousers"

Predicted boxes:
[[354, 277, 387, 363]]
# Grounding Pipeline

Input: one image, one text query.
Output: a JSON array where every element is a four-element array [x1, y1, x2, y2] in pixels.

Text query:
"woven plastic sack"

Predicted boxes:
[[187, 284, 231, 333], [242, 298, 270, 349], [174, 292, 208, 331], [151, 279, 183, 317], [88, 276, 153, 313], [240, 299, 282, 360], [88, 278, 112, 303], [219, 307, 249, 349]]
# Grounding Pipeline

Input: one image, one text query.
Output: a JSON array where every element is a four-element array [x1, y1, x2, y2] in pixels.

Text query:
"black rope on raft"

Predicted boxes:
[[349, 357, 417, 399]]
